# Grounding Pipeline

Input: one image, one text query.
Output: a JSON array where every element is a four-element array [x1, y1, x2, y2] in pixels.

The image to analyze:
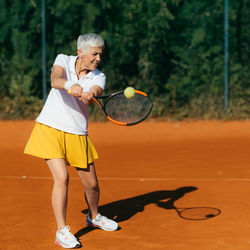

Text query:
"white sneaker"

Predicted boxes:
[[55, 226, 81, 248], [86, 213, 118, 231]]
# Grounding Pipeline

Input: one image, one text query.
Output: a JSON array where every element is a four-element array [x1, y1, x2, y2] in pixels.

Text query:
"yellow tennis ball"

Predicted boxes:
[[124, 87, 135, 98], [68, 88, 72, 94]]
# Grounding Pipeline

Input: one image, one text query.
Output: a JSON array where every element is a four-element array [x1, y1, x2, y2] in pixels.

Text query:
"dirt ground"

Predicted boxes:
[[0, 120, 250, 250]]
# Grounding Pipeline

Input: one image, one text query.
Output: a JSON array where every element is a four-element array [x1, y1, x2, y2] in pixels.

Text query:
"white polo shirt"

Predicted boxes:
[[36, 54, 106, 135]]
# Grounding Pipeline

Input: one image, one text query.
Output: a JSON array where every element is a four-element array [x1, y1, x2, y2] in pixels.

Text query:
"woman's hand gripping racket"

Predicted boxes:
[[91, 88, 153, 126]]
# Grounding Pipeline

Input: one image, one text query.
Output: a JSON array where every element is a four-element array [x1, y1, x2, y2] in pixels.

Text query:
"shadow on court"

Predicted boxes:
[[75, 186, 221, 238]]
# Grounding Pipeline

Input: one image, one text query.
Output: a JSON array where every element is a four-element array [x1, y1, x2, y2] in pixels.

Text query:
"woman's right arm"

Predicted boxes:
[[51, 65, 82, 95]]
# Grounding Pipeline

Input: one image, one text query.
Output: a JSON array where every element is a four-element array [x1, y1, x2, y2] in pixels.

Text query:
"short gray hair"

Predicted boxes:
[[77, 33, 105, 54]]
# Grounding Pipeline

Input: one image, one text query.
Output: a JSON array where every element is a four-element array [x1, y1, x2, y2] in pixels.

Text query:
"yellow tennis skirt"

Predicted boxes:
[[24, 123, 98, 169]]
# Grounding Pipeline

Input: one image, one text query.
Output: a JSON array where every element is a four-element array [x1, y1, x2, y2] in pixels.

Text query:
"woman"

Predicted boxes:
[[24, 33, 118, 249]]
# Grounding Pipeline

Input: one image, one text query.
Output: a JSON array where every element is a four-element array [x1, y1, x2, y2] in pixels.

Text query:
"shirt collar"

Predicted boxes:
[[72, 55, 96, 80]]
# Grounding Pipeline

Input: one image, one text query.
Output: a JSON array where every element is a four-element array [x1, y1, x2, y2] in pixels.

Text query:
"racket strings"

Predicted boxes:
[[105, 93, 152, 124]]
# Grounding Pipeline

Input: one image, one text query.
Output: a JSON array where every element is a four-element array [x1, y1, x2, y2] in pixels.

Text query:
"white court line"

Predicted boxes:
[[1, 176, 250, 182]]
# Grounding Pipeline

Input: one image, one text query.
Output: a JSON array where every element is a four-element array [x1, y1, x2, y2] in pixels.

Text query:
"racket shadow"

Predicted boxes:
[[75, 186, 221, 238], [154, 186, 221, 220]]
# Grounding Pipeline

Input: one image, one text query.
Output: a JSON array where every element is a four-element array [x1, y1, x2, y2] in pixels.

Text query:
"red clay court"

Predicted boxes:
[[0, 120, 250, 249]]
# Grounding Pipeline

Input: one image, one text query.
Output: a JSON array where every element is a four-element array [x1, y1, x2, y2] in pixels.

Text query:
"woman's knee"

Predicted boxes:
[[85, 181, 99, 193], [77, 165, 99, 192], [47, 159, 69, 187], [53, 174, 69, 187]]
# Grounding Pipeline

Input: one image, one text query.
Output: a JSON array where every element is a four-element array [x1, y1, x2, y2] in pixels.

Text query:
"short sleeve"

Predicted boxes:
[[94, 74, 106, 90], [53, 54, 68, 69], [79, 71, 106, 92]]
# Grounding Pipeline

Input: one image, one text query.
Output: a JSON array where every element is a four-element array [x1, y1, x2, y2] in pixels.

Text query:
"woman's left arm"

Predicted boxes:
[[90, 85, 103, 96], [79, 85, 103, 104]]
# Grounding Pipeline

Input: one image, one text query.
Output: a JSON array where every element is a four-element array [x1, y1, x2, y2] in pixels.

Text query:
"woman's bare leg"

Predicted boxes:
[[76, 163, 99, 219], [47, 158, 69, 229]]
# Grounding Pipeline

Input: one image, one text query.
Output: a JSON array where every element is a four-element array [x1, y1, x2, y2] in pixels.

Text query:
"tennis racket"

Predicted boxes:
[[91, 90, 153, 126]]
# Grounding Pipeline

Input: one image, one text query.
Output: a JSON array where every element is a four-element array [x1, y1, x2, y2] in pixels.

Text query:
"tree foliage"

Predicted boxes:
[[0, 0, 249, 119]]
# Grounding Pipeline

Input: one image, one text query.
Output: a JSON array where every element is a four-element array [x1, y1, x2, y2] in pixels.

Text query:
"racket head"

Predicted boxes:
[[103, 90, 153, 126]]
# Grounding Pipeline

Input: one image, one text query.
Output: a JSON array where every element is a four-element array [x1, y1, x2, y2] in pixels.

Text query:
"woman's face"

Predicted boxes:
[[78, 46, 103, 71]]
